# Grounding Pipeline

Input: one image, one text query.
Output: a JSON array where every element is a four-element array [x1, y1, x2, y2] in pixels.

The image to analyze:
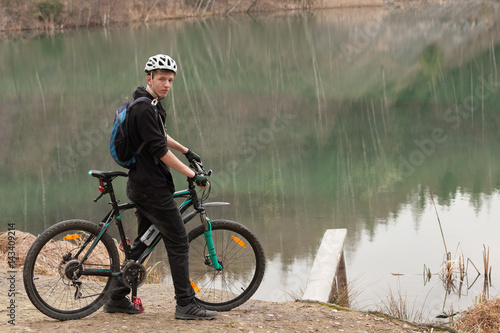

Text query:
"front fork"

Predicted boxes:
[[200, 211, 222, 271]]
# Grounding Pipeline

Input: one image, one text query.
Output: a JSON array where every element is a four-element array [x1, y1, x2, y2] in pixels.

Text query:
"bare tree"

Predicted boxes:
[[225, 0, 242, 16], [247, 0, 261, 13]]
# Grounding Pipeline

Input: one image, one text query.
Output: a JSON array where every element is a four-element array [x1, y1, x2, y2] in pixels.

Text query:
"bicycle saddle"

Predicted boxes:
[[88, 170, 128, 181]]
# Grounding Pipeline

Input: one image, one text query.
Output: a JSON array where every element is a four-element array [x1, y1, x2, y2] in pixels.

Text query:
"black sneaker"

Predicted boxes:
[[175, 301, 218, 320], [103, 297, 143, 314]]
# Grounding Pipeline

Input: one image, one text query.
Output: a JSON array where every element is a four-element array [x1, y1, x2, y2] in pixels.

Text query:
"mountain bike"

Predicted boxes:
[[22, 162, 266, 321]]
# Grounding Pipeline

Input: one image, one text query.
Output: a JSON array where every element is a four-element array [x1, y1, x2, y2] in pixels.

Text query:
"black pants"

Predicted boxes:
[[110, 187, 195, 306]]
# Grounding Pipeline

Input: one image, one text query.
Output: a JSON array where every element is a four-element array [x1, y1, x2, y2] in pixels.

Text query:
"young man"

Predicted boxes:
[[103, 54, 217, 320]]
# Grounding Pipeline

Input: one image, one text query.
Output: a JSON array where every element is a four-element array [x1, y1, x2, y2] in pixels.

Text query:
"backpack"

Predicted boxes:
[[109, 97, 158, 169]]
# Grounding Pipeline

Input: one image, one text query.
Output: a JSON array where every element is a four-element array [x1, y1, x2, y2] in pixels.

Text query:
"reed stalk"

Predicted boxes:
[[428, 187, 455, 283], [428, 188, 448, 258], [483, 245, 490, 279]]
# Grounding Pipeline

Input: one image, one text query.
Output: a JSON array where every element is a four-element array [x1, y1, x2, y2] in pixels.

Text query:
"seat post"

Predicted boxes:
[[106, 180, 118, 206], [105, 179, 131, 259], [88, 170, 131, 258]]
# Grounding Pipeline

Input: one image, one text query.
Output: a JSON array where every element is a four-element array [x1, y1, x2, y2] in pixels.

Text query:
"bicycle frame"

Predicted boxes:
[[134, 181, 229, 270], [81, 171, 229, 280]]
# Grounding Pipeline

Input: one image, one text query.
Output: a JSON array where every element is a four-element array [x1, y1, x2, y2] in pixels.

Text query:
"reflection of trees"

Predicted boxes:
[[419, 44, 444, 83], [229, 41, 500, 263], [2, 7, 500, 269]]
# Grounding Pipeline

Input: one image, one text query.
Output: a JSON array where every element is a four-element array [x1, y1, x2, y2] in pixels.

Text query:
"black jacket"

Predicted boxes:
[[127, 86, 175, 195]]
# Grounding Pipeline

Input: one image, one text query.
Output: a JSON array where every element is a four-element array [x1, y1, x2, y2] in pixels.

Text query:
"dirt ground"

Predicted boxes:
[[0, 269, 458, 333]]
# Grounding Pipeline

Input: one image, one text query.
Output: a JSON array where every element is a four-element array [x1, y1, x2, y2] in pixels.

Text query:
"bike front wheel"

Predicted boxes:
[[23, 219, 120, 320], [188, 219, 265, 311]]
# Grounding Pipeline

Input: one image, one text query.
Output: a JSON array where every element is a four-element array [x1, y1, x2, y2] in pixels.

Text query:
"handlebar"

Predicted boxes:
[[187, 161, 212, 191], [89, 161, 211, 203], [191, 161, 212, 178]]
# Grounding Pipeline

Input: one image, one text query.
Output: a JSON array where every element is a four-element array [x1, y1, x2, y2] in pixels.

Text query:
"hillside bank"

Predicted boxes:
[[2, 0, 387, 36]]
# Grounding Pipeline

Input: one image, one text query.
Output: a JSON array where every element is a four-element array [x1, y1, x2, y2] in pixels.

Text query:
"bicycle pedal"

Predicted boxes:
[[133, 296, 143, 312], [119, 238, 131, 252]]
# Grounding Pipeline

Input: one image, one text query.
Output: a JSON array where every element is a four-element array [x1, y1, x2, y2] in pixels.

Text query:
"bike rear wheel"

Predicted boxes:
[[23, 219, 120, 320], [188, 219, 265, 311]]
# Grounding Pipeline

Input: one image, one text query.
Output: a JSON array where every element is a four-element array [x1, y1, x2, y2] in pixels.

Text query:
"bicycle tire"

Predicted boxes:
[[23, 219, 120, 320], [188, 219, 265, 311]]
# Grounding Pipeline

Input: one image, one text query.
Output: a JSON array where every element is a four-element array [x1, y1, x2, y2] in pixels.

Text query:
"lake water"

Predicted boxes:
[[1, 2, 500, 321]]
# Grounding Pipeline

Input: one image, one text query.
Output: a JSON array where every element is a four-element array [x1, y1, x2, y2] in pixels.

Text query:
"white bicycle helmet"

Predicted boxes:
[[144, 54, 177, 73]]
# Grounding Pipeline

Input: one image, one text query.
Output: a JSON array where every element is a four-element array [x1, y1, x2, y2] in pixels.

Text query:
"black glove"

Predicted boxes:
[[191, 174, 209, 187], [184, 149, 201, 166]]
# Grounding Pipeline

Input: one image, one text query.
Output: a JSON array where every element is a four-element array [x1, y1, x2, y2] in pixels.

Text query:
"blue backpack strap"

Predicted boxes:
[[129, 97, 159, 121], [129, 96, 154, 108]]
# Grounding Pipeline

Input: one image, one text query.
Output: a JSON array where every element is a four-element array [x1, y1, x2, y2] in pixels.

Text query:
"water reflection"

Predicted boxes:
[[1, 4, 500, 319]]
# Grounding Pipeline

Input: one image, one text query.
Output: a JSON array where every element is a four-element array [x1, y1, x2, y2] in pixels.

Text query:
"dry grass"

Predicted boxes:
[[454, 297, 500, 332], [33, 235, 111, 279], [1, 230, 168, 286], [483, 245, 492, 281], [114, 238, 168, 284], [145, 261, 169, 284], [1, 230, 112, 284], [428, 188, 495, 307], [378, 284, 428, 323], [0, 230, 36, 268], [329, 284, 351, 308], [328, 276, 364, 308]]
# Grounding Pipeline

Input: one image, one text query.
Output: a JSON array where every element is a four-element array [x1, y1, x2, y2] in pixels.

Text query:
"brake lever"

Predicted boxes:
[[192, 162, 211, 177], [192, 162, 204, 174]]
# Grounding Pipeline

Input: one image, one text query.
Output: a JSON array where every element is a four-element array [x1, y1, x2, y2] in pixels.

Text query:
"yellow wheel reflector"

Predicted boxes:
[[231, 236, 246, 248], [63, 234, 83, 240], [191, 280, 200, 293]]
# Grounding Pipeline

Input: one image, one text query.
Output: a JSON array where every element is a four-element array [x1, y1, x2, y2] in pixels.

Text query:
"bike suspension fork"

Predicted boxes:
[[200, 211, 222, 271]]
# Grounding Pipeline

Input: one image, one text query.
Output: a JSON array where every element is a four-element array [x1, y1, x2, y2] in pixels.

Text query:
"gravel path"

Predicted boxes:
[[0, 270, 457, 333]]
